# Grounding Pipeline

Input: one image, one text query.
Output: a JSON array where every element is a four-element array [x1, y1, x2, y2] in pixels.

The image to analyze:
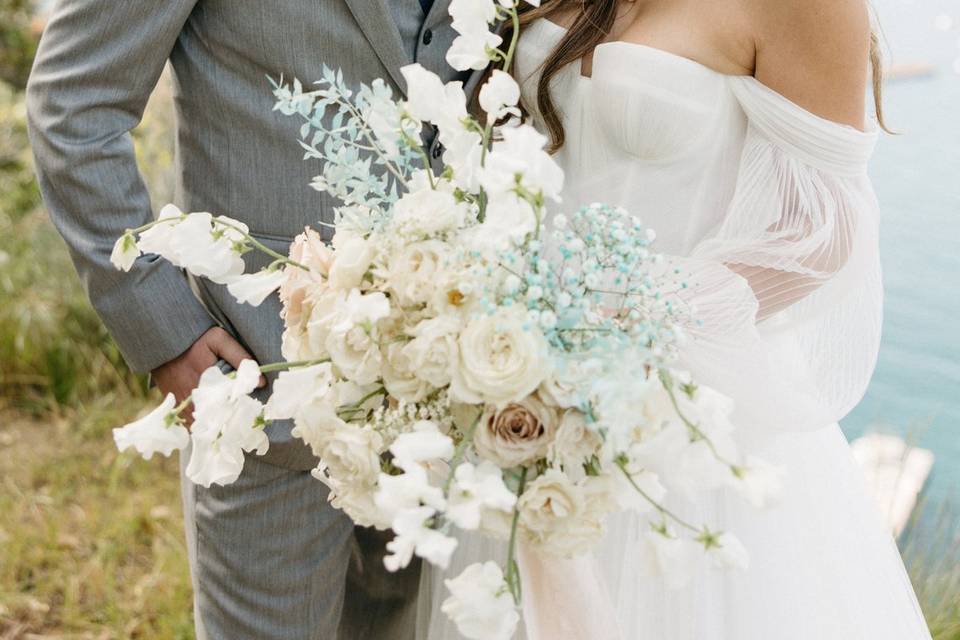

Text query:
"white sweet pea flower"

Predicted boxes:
[[449, 0, 497, 30], [328, 232, 374, 290], [441, 561, 520, 640], [731, 456, 785, 509], [110, 232, 140, 271], [446, 461, 517, 530], [264, 363, 335, 421], [137, 206, 248, 285], [389, 421, 455, 470], [446, 30, 503, 71], [700, 531, 750, 570], [480, 124, 565, 202], [226, 269, 287, 306], [478, 70, 520, 122], [113, 393, 188, 459], [639, 525, 700, 590], [441, 128, 485, 192], [375, 463, 446, 522], [185, 360, 269, 487], [384, 506, 459, 571], [400, 65, 470, 136]]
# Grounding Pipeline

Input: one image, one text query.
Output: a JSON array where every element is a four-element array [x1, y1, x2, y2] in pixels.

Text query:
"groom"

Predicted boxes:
[[26, 1, 468, 638]]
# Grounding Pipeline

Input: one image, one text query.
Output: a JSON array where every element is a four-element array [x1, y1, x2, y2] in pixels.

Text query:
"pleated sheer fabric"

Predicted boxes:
[[678, 76, 883, 442], [416, 19, 930, 640]]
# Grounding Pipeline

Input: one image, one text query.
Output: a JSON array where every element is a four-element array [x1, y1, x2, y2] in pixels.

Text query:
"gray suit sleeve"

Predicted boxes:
[[26, 0, 215, 374]]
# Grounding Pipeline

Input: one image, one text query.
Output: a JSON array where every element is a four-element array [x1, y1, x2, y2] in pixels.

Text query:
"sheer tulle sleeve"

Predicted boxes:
[[674, 76, 882, 437]]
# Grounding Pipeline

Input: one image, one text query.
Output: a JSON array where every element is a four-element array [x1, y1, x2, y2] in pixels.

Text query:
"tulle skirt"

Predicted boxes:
[[416, 424, 932, 640]]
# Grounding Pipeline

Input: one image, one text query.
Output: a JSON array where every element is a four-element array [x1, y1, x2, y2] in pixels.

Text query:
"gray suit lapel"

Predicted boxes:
[[344, 0, 412, 91]]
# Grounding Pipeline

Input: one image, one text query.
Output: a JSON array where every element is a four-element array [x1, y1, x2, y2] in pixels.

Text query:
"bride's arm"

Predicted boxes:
[[706, 0, 876, 321]]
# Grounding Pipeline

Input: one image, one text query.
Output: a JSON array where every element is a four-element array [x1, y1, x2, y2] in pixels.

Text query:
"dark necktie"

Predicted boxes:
[[419, 0, 433, 17]]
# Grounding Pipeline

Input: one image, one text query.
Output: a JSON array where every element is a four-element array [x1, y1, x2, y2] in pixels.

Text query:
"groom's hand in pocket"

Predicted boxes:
[[151, 327, 266, 426]]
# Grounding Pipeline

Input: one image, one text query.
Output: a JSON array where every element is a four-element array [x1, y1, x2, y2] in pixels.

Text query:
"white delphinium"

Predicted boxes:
[[113, 393, 189, 459], [441, 561, 520, 640], [446, 461, 517, 530]]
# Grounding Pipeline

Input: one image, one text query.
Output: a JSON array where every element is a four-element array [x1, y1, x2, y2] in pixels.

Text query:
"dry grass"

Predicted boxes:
[[0, 404, 193, 639]]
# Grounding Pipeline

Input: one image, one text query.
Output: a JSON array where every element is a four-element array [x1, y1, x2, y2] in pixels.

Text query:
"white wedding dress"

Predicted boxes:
[[417, 19, 932, 640]]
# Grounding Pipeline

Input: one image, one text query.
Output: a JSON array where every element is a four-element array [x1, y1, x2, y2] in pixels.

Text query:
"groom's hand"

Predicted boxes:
[[151, 327, 265, 425]]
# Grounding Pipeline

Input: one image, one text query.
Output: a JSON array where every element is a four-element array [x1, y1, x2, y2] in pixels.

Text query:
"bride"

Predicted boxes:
[[419, 0, 932, 638]]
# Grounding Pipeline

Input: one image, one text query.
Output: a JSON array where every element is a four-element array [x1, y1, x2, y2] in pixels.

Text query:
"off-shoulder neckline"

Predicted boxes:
[[533, 19, 877, 136]]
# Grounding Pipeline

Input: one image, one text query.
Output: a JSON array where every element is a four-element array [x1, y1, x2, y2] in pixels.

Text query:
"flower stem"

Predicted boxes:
[[615, 458, 701, 533], [257, 359, 331, 374], [504, 465, 529, 605]]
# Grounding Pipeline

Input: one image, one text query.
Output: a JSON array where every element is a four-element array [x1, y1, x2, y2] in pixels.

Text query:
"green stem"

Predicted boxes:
[[442, 408, 484, 493], [257, 359, 331, 374], [504, 465, 529, 604], [615, 458, 701, 533], [658, 369, 740, 470], [210, 218, 311, 271]]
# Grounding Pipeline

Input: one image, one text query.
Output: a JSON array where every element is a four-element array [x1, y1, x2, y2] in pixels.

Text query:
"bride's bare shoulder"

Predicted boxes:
[[746, 0, 872, 128]]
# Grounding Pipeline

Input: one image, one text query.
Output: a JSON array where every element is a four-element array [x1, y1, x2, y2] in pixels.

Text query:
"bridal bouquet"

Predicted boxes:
[[110, 1, 782, 637]]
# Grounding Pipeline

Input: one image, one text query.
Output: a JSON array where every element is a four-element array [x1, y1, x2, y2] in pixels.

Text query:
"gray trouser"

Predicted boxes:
[[180, 452, 421, 639]]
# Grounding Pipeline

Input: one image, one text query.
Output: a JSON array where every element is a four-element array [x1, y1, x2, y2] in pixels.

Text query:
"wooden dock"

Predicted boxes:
[[851, 432, 935, 537]]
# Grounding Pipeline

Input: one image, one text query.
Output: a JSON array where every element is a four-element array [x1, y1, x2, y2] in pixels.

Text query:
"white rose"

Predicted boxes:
[[326, 322, 383, 386], [392, 186, 470, 237], [403, 315, 460, 388], [474, 393, 558, 468], [449, 306, 550, 406], [381, 340, 433, 402], [316, 424, 384, 487], [382, 239, 453, 308], [547, 409, 601, 468], [519, 470, 612, 556], [328, 232, 374, 289]]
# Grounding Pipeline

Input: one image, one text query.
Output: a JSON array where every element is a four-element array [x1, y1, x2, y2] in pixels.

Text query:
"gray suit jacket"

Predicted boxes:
[[27, 0, 470, 469]]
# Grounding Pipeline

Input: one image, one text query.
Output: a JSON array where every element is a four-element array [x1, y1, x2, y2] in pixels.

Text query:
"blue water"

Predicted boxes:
[[841, 0, 960, 509]]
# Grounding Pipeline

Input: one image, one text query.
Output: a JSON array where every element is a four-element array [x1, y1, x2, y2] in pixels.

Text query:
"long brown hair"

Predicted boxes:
[[500, 0, 888, 151]]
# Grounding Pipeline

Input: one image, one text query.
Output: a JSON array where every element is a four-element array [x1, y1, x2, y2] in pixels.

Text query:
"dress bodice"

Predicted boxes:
[[513, 19, 884, 445], [515, 19, 748, 254]]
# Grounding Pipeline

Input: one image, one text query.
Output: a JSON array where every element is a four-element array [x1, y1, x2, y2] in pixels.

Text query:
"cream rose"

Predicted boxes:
[[383, 239, 453, 307], [281, 227, 334, 327], [381, 340, 432, 402], [316, 424, 384, 487], [392, 186, 470, 237], [548, 409, 602, 468], [325, 321, 383, 386], [404, 315, 460, 388], [450, 306, 550, 406], [519, 471, 612, 557], [474, 393, 558, 468]]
